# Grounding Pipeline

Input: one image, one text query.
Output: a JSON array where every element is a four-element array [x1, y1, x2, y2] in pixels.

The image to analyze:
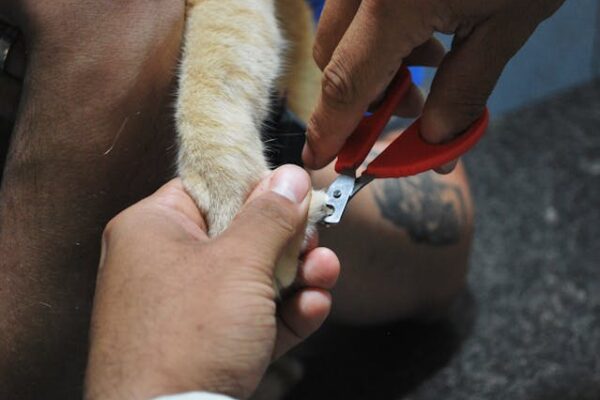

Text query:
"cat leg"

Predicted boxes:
[[178, 0, 283, 236], [178, 0, 328, 291], [275, 0, 321, 122], [270, 0, 330, 289]]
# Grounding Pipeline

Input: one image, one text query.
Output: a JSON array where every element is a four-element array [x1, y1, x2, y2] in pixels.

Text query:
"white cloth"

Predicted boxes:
[[153, 392, 237, 400]]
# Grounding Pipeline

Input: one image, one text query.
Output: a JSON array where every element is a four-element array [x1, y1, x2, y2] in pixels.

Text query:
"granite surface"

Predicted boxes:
[[286, 80, 600, 400]]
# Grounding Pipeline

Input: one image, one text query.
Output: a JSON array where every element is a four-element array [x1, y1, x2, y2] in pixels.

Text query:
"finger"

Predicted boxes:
[[274, 288, 332, 359], [421, 17, 530, 144], [295, 247, 340, 290], [304, 0, 429, 169], [393, 83, 424, 118], [221, 165, 311, 275], [144, 178, 208, 234], [378, 37, 445, 119], [313, 0, 361, 70], [404, 37, 446, 68]]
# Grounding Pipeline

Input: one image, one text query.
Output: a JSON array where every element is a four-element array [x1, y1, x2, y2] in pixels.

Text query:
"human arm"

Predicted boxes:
[[85, 166, 340, 400], [0, 2, 184, 397]]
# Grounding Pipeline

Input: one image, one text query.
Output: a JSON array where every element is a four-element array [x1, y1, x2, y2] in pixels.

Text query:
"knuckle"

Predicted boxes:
[[156, 185, 194, 213], [321, 59, 358, 108], [430, 0, 460, 31], [442, 0, 465, 20], [101, 214, 123, 244], [101, 206, 141, 246]]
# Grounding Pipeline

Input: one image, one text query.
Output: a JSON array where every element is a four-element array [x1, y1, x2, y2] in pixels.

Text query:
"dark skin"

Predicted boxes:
[[0, 2, 184, 398]]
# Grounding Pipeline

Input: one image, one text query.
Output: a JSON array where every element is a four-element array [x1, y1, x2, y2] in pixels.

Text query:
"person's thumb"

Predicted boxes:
[[219, 165, 311, 278]]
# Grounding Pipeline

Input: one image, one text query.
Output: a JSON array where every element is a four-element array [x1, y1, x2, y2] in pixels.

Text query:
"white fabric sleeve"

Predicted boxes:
[[152, 392, 237, 400]]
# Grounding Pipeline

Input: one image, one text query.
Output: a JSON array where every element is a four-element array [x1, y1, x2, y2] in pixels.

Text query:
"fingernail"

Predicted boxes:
[[270, 165, 310, 204]]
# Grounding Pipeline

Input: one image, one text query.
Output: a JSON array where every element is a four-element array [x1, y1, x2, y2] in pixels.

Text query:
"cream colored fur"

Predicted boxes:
[[177, 0, 327, 291]]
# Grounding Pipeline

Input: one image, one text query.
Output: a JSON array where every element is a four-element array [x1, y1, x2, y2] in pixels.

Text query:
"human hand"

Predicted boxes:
[[85, 165, 340, 400], [304, 0, 565, 172]]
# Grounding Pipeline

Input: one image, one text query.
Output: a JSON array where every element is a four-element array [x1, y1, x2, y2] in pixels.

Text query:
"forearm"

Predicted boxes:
[[0, 170, 103, 397], [0, 4, 183, 397]]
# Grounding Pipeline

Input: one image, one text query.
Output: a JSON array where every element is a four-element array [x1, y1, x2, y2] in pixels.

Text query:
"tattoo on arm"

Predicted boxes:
[[372, 169, 467, 246]]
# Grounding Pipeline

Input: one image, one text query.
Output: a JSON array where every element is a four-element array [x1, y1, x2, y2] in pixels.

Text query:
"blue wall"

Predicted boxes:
[[488, 0, 598, 114]]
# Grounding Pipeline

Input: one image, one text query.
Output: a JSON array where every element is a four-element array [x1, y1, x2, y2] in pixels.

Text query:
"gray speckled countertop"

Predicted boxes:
[[286, 80, 600, 400]]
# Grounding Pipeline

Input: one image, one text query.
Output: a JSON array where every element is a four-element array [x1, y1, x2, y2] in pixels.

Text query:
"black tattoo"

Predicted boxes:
[[373, 173, 466, 246]]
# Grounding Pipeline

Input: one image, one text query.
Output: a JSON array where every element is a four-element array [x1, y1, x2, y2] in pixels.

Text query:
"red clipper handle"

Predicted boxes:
[[335, 66, 412, 173], [365, 108, 490, 178]]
